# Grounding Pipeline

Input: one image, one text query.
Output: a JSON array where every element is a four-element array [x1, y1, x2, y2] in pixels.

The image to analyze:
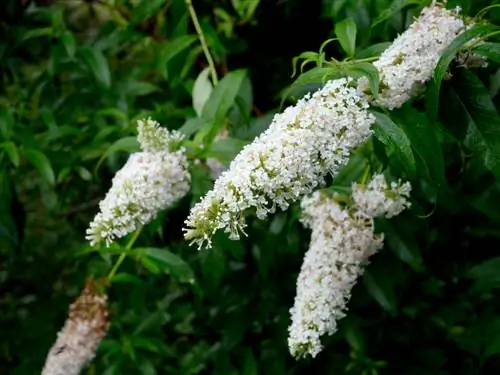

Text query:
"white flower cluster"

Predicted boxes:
[[42, 281, 109, 375], [352, 173, 411, 218], [358, 4, 466, 109], [86, 118, 190, 247], [288, 175, 411, 359], [184, 78, 374, 249]]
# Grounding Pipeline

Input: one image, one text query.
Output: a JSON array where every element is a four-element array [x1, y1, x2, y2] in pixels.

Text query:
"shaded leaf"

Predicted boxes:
[[0, 106, 14, 139], [24, 149, 55, 186], [363, 269, 397, 315], [1, 141, 20, 167], [159, 35, 197, 78], [472, 42, 500, 63], [427, 24, 499, 121], [95, 137, 140, 172], [80, 47, 112, 89], [450, 70, 500, 179], [394, 106, 445, 194], [371, 111, 416, 180], [468, 257, 500, 292], [202, 137, 248, 165], [371, 0, 421, 27], [135, 247, 195, 284], [60, 31, 76, 58], [131, 0, 167, 24]]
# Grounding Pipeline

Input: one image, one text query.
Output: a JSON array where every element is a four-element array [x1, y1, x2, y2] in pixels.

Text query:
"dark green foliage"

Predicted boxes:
[[2, 0, 500, 374]]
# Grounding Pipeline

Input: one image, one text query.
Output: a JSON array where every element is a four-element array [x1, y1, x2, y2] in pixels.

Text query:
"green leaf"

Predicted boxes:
[[21, 27, 53, 41], [60, 31, 76, 58], [449, 70, 500, 180], [335, 18, 357, 57], [110, 273, 144, 285], [394, 106, 445, 192], [242, 349, 258, 375], [123, 81, 160, 96], [371, 0, 421, 28], [179, 117, 211, 138], [468, 257, 500, 292], [202, 137, 248, 165], [24, 149, 56, 186], [371, 111, 416, 180], [76, 166, 92, 181], [197, 69, 248, 143], [193, 68, 213, 117], [355, 42, 391, 59], [1, 142, 20, 167], [484, 333, 500, 360], [134, 247, 195, 284], [291, 51, 321, 78], [0, 106, 14, 139], [201, 69, 248, 121], [472, 42, 500, 63], [363, 269, 397, 315], [79, 47, 112, 89], [377, 218, 423, 271], [200, 241, 226, 289], [159, 35, 197, 79], [95, 137, 140, 172], [428, 24, 499, 121], [285, 62, 379, 102], [131, 0, 167, 24]]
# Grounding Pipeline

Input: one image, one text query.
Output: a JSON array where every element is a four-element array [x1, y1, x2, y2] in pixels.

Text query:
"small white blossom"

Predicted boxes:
[[184, 78, 375, 249], [87, 119, 190, 247], [352, 174, 412, 219], [288, 192, 383, 358], [206, 157, 226, 180], [41, 280, 109, 375], [358, 4, 466, 109]]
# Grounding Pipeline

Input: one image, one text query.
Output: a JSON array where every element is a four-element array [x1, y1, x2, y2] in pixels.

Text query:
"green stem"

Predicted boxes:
[[361, 163, 371, 185], [185, 0, 219, 86], [107, 227, 142, 282]]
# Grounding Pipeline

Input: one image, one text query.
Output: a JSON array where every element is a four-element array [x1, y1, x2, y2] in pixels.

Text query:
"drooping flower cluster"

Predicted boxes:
[[42, 279, 109, 375], [288, 174, 411, 359], [184, 78, 375, 249], [358, 4, 466, 109], [86, 118, 190, 247]]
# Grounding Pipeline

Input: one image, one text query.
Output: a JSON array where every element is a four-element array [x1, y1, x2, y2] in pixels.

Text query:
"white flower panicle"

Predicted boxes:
[[288, 192, 383, 359], [137, 117, 184, 153], [288, 176, 412, 359], [358, 4, 466, 109], [352, 173, 412, 219], [41, 280, 109, 375], [184, 78, 375, 249], [86, 119, 190, 247]]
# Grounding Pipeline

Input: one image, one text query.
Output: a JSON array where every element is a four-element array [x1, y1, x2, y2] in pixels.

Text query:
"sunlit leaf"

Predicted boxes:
[[335, 18, 357, 57]]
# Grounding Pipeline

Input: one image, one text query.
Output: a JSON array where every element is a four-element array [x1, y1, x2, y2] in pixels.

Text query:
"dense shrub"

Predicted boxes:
[[2, 0, 500, 374]]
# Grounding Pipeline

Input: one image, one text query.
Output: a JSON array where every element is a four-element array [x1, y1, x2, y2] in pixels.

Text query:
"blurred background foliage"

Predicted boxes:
[[3, 0, 500, 374]]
